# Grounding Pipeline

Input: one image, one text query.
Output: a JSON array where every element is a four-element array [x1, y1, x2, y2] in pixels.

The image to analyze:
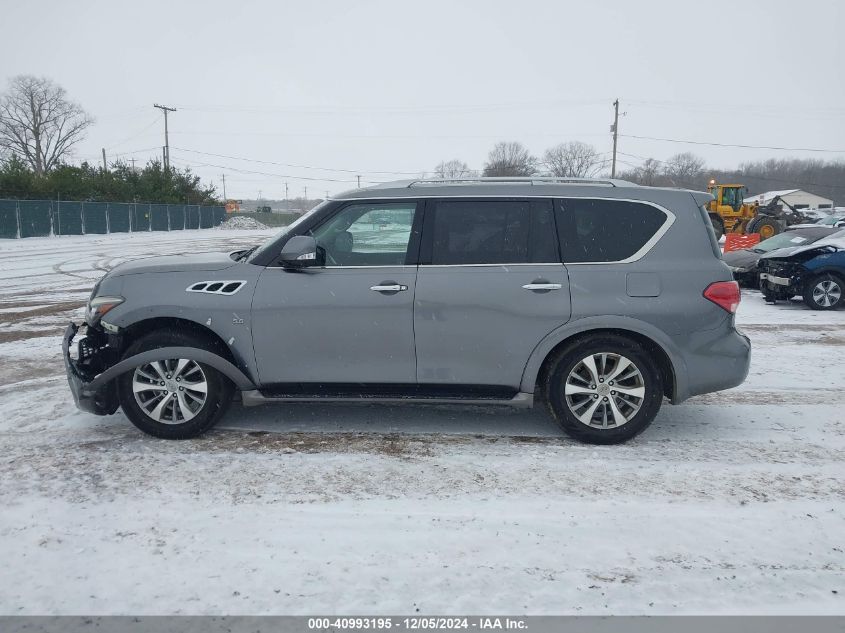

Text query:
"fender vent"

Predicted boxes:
[[186, 280, 247, 295]]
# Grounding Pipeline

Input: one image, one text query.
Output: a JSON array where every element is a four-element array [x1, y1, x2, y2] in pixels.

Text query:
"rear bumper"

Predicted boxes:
[[673, 322, 751, 403], [62, 322, 119, 416]]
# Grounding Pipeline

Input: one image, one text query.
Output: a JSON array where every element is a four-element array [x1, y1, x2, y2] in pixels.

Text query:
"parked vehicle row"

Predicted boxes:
[[759, 233, 845, 310], [723, 219, 845, 310], [724, 226, 844, 287]]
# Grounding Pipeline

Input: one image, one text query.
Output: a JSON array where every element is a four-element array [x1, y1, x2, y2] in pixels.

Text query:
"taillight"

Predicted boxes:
[[704, 281, 741, 313]]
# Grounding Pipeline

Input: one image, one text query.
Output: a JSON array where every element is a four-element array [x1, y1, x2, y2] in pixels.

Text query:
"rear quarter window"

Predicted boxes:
[[555, 198, 671, 263]]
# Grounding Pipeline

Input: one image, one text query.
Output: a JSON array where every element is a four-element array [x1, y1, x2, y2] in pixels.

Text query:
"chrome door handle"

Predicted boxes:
[[522, 283, 562, 291], [370, 284, 408, 292]]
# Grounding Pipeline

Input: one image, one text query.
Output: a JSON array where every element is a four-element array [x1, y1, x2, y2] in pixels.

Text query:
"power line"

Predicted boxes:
[[620, 134, 845, 154], [168, 154, 382, 185], [170, 146, 421, 176], [105, 115, 162, 152], [171, 98, 609, 115], [167, 130, 610, 140]]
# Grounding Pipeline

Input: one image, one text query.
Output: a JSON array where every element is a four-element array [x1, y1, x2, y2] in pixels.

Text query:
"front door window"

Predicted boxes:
[[309, 202, 416, 266]]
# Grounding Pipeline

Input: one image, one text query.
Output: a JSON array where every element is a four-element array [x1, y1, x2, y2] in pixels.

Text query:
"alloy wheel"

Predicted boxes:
[[132, 359, 208, 424], [812, 279, 841, 308], [564, 352, 646, 428]]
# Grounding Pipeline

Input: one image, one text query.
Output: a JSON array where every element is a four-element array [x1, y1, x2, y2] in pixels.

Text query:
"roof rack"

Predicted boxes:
[[373, 176, 634, 189]]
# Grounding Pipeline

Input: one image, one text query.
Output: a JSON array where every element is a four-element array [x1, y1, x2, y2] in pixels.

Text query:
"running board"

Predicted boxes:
[[241, 390, 534, 409]]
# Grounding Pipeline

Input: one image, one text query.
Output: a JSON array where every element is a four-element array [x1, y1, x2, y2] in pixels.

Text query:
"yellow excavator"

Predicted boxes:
[[705, 180, 803, 240]]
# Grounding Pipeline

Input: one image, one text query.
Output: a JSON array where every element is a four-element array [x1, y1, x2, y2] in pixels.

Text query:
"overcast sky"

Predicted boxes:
[[2, 0, 844, 199]]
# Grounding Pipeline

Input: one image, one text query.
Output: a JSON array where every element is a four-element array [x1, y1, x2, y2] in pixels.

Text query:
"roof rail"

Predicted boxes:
[[398, 176, 634, 188]]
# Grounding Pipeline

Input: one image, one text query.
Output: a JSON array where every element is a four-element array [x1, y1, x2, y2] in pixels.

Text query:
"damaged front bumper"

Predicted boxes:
[[62, 322, 120, 416]]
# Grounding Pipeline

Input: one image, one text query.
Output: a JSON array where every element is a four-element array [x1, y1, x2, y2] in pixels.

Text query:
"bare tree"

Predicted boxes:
[[0, 75, 93, 175], [662, 152, 705, 188], [482, 141, 537, 177], [632, 158, 662, 186], [433, 159, 474, 179], [543, 142, 602, 177]]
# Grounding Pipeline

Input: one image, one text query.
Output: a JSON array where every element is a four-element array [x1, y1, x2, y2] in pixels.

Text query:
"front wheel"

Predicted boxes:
[[117, 331, 234, 439], [802, 274, 843, 310], [544, 335, 663, 444]]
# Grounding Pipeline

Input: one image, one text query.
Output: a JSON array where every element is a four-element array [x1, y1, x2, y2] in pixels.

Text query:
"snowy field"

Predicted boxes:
[[0, 229, 843, 615]]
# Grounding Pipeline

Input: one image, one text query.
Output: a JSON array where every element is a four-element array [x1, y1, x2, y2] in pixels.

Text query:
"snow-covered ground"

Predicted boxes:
[[0, 230, 843, 615]]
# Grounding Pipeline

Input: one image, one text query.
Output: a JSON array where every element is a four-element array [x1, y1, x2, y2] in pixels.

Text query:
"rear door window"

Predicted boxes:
[[428, 199, 558, 265], [555, 198, 670, 263]]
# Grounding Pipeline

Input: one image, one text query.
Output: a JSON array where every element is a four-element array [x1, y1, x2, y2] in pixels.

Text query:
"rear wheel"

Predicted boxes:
[[747, 215, 780, 239], [117, 331, 234, 439], [545, 335, 663, 444], [802, 274, 843, 310]]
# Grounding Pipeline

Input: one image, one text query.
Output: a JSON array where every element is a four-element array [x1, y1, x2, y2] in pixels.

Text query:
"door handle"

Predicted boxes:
[[522, 282, 562, 291], [370, 283, 408, 292]]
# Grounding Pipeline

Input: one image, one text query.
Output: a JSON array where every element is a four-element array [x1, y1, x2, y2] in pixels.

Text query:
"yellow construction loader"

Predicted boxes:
[[705, 180, 804, 240]]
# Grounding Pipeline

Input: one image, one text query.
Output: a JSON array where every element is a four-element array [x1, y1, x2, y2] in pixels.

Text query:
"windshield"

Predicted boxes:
[[817, 215, 845, 226], [246, 202, 329, 263], [754, 232, 811, 252]]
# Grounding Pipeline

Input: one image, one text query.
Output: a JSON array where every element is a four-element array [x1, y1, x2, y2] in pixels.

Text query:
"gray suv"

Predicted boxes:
[[63, 178, 750, 444]]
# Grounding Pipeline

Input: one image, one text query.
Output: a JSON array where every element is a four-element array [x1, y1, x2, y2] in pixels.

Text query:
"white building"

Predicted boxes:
[[744, 189, 834, 213]]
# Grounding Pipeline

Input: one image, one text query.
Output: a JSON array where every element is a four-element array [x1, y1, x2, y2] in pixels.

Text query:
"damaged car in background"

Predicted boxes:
[[723, 226, 843, 287], [759, 231, 845, 310]]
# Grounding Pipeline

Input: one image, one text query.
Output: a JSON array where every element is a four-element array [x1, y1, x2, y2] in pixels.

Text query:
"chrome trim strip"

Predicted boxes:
[[272, 197, 676, 269], [522, 283, 563, 290]]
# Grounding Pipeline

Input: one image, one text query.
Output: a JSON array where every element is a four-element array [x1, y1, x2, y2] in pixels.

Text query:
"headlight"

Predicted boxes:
[[86, 296, 124, 323]]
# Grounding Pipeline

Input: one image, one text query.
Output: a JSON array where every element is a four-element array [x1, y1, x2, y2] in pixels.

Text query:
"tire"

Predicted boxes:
[[747, 215, 780, 240], [709, 214, 725, 241], [802, 273, 844, 311], [544, 335, 663, 444], [116, 330, 235, 439]]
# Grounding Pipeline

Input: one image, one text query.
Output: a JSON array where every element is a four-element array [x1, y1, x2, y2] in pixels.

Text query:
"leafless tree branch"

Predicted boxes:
[[433, 159, 476, 179], [0, 75, 93, 175], [482, 141, 537, 177], [542, 142, 602, 178]]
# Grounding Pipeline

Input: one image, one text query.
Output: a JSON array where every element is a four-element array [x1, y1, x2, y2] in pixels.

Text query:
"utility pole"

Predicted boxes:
[[356, 175, 361, 188], [101, 148, 107, 171], [611, 99, 619, 178], [221, 174, 227, 201], [304, 186, 307, 202], [153, 103, 177, 171], [130, 157, 136, 171], [284, 182, 289, 210]]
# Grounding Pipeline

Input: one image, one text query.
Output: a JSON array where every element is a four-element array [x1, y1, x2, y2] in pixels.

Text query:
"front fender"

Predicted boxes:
[[519, 315, 687, 401], [89, 346, 257, 392]]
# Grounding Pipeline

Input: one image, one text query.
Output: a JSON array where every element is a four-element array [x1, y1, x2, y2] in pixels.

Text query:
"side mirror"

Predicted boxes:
[[279, 235, 318, 268]]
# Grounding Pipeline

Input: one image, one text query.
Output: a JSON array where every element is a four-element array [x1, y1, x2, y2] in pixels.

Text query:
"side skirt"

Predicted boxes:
[[241, 386, 534, 409]]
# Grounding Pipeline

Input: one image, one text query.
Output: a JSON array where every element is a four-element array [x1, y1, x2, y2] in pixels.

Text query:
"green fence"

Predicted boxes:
[[0, 200, 227, 239]]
